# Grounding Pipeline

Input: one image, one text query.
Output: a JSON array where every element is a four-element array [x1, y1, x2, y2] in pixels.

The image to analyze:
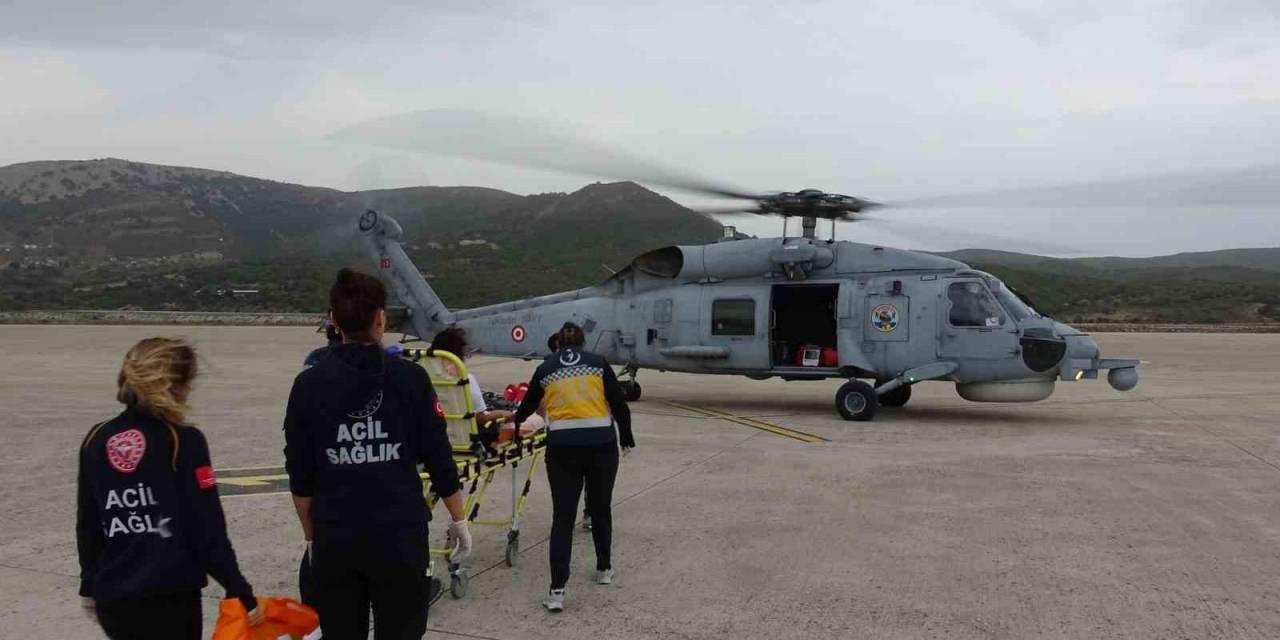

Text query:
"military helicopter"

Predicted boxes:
[[340, 112, 1142, 421]]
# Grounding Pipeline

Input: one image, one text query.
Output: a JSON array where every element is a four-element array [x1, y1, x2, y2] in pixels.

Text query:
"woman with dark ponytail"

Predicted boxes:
[[77, 337, 261, 639]]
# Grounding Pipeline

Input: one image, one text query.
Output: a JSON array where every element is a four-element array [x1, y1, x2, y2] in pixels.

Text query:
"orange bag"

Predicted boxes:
[[212, 596, 320, 640]]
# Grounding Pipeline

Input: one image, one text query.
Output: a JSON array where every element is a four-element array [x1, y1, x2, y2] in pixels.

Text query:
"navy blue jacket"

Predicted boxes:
[[76, 410, 254, 609], [283, 344, 460, 530]]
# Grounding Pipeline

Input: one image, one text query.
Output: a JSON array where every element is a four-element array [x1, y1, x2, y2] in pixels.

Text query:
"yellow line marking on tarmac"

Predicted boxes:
[[220, 474, 289, 487], [661, 401, 828, 443]]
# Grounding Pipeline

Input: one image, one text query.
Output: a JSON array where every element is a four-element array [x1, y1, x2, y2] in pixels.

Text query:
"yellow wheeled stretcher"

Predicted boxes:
[[400, 348, 547, 600]]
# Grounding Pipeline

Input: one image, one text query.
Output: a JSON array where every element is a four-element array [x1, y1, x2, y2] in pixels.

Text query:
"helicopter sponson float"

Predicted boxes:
[[357, 205, 1139, 422]]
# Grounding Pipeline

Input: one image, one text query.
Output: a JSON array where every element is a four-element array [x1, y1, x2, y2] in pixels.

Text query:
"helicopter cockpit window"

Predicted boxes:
[[970, 272, 1039, 322], [712, 299, 755, 336], [989, 280, 1038, 322], [948, 282, 1007, 328]]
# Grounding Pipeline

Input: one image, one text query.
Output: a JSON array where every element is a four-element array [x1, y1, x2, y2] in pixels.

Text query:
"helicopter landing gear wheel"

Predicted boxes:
[[620, 380, 642, 402], [836, 380, 877, 421], [876, 382, 912, 408]]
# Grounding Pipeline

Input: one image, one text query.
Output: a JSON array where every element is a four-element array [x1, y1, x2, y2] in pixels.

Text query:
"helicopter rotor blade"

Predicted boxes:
[[855, 215, 1085, 256], [879, 165, 1280, 210], [694, 205, 764, 215], [330, 110, 762, 201]]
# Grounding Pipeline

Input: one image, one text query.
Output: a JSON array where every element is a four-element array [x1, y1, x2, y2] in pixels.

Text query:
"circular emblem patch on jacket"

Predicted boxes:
[[106, 428, 146, 473], [871, 304, 899, 333]]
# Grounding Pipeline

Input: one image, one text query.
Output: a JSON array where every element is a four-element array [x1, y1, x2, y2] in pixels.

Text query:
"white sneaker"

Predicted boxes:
[[594, 569, 614, 585], [582, 516, 592, 531], [543, 588, 566, 612]]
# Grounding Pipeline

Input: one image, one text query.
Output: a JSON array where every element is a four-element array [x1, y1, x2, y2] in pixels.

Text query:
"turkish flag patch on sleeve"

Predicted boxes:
[[434, 397, 445, 418], [195, 465, 217, 490]]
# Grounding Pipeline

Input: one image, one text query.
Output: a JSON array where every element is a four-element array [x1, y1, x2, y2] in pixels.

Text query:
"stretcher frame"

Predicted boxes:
[[401, 348, 546, 600]]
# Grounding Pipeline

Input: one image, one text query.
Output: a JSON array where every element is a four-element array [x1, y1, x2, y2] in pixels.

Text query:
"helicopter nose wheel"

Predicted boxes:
[[836, 380, 877, 421]]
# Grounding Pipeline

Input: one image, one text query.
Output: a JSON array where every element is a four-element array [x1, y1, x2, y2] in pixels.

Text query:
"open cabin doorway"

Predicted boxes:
[[770, 283, 839, 370]]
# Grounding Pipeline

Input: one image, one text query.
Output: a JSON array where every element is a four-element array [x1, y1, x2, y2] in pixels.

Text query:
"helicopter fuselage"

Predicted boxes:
[[361, 210, 1139, 419]]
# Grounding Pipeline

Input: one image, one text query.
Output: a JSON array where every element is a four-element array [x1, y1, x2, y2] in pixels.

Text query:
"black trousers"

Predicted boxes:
[[300, 547, 315, 606], [546, 442, 619, 589], [96, 590, 201, 640], [312, 524, 431, 640]]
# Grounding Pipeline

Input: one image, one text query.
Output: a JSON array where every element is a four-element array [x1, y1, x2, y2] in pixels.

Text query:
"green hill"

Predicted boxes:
[[0, 159, 722, 311], [2, 158, 1276, 325], [939, 249, 1280, 324]]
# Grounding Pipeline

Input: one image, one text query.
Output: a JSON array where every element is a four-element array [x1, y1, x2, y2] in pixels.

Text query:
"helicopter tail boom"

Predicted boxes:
[[358, 210, 454, 340]]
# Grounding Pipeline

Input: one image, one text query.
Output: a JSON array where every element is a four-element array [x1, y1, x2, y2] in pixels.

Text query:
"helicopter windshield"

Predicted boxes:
[[980, 274, 1040, 321]]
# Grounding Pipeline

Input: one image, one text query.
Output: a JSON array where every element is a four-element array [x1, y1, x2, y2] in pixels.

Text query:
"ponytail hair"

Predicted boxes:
[[117, 337, 198, 426]]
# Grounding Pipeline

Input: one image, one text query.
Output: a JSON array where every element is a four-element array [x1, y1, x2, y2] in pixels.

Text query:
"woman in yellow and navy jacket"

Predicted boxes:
[[513, 322, 634, 612]]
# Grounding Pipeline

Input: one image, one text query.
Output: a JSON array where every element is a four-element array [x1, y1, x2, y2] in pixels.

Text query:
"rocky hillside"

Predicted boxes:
[[0, 159, 723, 310]]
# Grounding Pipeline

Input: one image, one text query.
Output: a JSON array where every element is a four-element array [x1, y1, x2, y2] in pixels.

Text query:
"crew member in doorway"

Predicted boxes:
[[513, 322, 635, 612], [77, 338, 262, 639], [284, 268, 472, 639]]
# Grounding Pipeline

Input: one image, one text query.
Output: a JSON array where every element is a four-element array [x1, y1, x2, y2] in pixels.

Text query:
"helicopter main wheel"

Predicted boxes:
[[836, 380, 877, 421], [876, 382, 912, 408], [620, 380, 642, 402]]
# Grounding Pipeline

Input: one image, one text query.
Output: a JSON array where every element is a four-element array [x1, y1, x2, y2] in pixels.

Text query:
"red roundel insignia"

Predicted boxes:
[[511, 325, 526, 343], [434, 397, 445, 418], [380, 257, 391, 269], [106, 428, 146, 474], [195, 465, 217, 490]]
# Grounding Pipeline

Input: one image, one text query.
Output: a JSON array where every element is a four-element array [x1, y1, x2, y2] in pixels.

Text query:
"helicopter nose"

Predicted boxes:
[[1056, 323, 1100, 381]]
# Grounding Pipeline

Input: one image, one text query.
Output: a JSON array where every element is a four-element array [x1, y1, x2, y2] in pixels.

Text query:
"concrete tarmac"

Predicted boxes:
[[2, 326, 1279, 639]]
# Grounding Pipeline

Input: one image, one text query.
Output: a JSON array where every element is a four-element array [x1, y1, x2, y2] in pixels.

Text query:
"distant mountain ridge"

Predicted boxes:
[[0, 158, 1276, 323], [0, 158, 723, 309], [937, 248, 1280, 325]]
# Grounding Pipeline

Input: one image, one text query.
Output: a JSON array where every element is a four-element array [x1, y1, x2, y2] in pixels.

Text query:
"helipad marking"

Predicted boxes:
[[215, 466, 291, 497], [662, 401, 827, 443]]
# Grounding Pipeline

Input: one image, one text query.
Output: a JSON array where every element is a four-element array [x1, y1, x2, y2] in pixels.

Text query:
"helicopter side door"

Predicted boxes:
[[937, 279, 1019, 360]]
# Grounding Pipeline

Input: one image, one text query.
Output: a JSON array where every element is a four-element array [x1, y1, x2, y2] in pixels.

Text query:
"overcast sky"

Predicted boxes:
[[3, 0, 1278, 255]]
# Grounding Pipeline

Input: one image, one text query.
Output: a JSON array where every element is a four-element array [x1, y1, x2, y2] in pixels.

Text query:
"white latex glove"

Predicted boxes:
[[446, 520, 473, 562], [80, 597, 96, 622], [621, 446, 633, 459]]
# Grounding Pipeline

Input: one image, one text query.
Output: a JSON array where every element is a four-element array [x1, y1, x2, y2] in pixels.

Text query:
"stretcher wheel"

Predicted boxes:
[[450, 570, 469, 599], [505, 538, 520, 567]]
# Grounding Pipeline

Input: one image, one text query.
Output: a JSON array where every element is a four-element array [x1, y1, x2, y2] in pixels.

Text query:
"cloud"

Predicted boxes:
[[2, 0, 1279, 255], [0, 0, 533, 54]]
